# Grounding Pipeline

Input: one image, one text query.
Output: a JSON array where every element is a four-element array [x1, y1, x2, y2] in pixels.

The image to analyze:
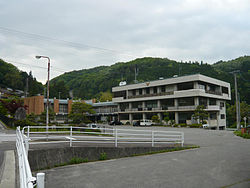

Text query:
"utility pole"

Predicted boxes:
[[134, 66, 138, 83], [36, 56, 50, 140], [230, 70, 240, 130], [25, 77, 28, 97]]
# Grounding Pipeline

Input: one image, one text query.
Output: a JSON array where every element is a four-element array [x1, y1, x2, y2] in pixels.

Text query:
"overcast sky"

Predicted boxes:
[[0, 0, 250, 83]]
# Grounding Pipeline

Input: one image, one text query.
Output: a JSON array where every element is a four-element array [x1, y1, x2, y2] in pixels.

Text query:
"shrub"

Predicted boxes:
[[14, 119, 35, 128], [125, 121, 130, 125], [234, 131, 250, 139], [189, 124, 202, 128], [179, 123, 187, 127], [69, 157, 88, 164], [99, 152, 107, 160]]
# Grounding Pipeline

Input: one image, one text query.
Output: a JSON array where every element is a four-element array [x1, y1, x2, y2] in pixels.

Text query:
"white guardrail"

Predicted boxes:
[[22, 126, 184, 147], [16, 126, 45, 188]]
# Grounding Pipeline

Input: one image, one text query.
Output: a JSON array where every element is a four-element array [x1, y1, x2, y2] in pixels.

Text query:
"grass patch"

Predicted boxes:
[[234, 131, 250, 139], [132, 145, 199, 157]]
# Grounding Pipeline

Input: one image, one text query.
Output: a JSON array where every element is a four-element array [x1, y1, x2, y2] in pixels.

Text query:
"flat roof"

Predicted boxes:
[[112, 74, 230, 92]]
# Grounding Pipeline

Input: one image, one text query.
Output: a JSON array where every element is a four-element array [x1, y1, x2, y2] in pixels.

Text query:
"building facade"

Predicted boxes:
[[24, 96, 117, 123], [112, 74, 231, 129]]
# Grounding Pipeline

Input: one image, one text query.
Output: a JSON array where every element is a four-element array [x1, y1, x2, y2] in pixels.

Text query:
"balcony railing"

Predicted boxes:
[[119, 105, 220, 112], [128, 91, 174, 99], [205, 90, 222, 96]]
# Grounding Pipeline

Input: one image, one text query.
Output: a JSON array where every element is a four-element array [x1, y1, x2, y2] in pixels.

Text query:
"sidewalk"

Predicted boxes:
[[0, 150, 16, 188]]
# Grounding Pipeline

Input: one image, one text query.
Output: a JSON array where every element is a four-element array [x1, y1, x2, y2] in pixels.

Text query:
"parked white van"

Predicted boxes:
[[139, 119, 153, 126]]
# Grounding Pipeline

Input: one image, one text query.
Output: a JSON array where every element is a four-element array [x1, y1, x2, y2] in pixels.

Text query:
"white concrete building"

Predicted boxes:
[[112, 74, 231, 129]]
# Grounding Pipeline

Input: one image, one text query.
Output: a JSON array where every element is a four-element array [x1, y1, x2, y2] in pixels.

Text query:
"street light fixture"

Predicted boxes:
[[36, 55, 50, 139]]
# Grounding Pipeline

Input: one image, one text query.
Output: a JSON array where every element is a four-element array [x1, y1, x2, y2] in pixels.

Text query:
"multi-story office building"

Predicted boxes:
[[112, 74, 231, 129]]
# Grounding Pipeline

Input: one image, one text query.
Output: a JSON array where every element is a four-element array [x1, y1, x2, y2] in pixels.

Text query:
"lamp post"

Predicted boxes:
[[36, 56, 50, 139]]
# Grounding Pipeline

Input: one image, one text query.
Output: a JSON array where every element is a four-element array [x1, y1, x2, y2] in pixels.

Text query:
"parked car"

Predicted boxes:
[[133, 121, 140, 126], [87, 123, 100, 129], [202, 124, 210, 129], [109, 121, 123, 126], [134, 119, 153, 127]]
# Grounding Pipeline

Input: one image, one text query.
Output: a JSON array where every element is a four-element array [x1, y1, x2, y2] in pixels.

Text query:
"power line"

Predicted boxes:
[[2, 58, 67, 73], [0, 26, 135, 57]]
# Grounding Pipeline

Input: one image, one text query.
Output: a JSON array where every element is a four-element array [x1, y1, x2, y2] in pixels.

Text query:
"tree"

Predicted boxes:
[[68, 102, 95, 124], [193, 105, 208, 124], [227, 102, 250, 127], [163, 112, 170, 125], [99, 91, 112, 102], [39, 108, 56, 123], [151, 115, 160, 123], [0, 99, 27, 116]]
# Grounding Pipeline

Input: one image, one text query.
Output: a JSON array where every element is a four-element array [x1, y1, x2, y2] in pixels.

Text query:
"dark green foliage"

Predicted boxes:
[[189, 124, 203, 128], [69, 157, 89, 164], [0, 59, 44, 96], [192, 105, 209, 123], [234, 131, 250, 139], [99, 152, 107, 160], [68, 102, 95, 124], [14, 119, 35, 128]]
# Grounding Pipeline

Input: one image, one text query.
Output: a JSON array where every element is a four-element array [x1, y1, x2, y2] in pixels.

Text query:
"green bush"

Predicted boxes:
[[189, 124, 202, 128], [69, 157, 88, 164], [14, 119, 36, 128], [125, 121, 130, 125], [234, 131, 250, 139], [99, 152, 107, 160], [179, 123, 187, 127]]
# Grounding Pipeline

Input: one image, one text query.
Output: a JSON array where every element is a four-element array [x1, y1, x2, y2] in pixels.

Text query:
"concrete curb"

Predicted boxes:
[[0, 150, 15, 188]]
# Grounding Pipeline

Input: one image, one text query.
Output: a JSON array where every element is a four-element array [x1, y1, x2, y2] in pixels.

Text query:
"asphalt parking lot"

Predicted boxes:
[[42, 126, 250, 188]]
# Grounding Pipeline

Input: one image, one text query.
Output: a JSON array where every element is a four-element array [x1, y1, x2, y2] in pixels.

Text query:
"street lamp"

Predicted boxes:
[[36, 55, 50, 139]]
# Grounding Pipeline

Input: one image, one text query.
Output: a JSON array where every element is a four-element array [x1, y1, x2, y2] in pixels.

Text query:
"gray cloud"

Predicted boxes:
[[0, 0, 250, 83]]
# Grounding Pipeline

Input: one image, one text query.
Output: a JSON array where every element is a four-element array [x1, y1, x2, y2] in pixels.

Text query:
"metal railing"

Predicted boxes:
[[16, 126, 44, 188], [22, 126, 184, 147]]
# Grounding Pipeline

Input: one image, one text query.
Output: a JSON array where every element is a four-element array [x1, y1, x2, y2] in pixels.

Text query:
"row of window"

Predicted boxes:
[[115, 81, 229, 98]]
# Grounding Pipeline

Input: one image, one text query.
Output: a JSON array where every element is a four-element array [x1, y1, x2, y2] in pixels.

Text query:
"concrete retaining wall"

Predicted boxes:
[[28, 146, 177, 171]]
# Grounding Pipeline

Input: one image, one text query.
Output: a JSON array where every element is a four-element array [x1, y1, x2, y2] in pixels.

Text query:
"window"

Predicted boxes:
[[221, 114, 225, 119], [199, 97, 207, 106], [132, 90, 136, 96], [222, 87, 229, 94], [139, 89, 142, 95], [161, 86, 165, 92], [220, 102, 224, 107], [177, 82, 194, 91], [146, 88, 150, 94], [153, 87, 157, 94], [59, 104, 68, 113], [209, 98, 216, 105], [210, 112, 217, 120], [178, 97, 194, 106]]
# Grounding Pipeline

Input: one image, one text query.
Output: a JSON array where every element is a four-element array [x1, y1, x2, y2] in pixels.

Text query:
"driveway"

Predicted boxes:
[[42, 127, 250, 188]]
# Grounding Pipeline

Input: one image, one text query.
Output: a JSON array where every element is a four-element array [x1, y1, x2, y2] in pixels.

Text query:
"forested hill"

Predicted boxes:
[[0, 59, 44, 96], [51, 56, 250, 104]]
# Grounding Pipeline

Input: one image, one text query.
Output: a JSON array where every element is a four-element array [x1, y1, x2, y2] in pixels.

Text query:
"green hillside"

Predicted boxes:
[[51, 56, 250, 104], [0, 59, 44, 96]]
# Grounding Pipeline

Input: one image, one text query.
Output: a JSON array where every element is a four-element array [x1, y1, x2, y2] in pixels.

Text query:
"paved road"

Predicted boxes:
[[43, 127, 250, 188]]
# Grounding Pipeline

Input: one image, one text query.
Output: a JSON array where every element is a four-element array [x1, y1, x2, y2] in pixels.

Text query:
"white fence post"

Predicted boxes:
[[115, 128, 118, 147], [70, 126, 72, 147], [37, 172, 45, 188], [151, 131, 154, 147], [27, 126, 30, 139]]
